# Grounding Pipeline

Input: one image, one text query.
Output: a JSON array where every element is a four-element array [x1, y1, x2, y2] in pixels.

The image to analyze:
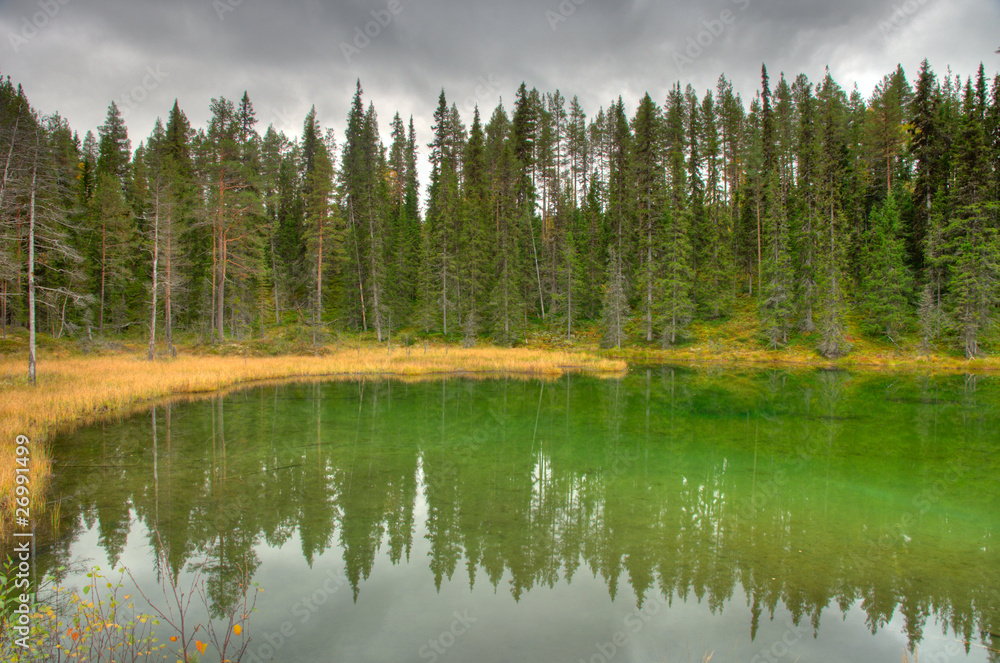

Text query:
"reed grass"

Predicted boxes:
[[0, 344, 625, 538]]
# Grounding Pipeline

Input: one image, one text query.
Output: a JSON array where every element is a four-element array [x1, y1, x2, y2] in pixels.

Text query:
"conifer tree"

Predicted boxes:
[[867, 66, 911, 200], [657, 207, 694, 346], [815, 70, 850, 358], [861, 193, 913, 340], [792, 74, 820, 332], [460, 107, 491, 344], [759, 174, 793, 347], [631, 93, 663, 342], [945, 78, 999, 358], [422, 90, 464, 334], [601, 244, 628, 348], [90, 171, 135, 335], [96, 102, 131, 187], [484, 104, 524, 344], [302, 109, 338, 344], [697, 88, 732, 318]]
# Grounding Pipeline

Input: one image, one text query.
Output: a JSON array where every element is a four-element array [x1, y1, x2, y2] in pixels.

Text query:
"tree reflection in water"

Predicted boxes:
[[41, 368, 1000, 657]]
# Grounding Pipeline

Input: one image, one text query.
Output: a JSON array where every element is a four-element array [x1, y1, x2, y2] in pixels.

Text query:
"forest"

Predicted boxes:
[[1, 60, 998, 359]]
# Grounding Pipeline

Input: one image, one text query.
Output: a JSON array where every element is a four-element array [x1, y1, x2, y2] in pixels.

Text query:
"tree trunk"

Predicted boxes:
[[165, 213, 173, 353], [271, 234, 279, 325], [646, 225, 653, 342], [0, 116, 18, 212], [442, 216, 448, 336], [27, 133, 38, 385], [530, 215, 544, 321], [212, 162, 226, 343], [149, 188, 159, 361], [210, 214, 217, 342], [217, 229, 227, 343], [367, 205, 383, 343], [756, 196, 762, 298], [315, 209, 324, 346], [567, 249, 573, 341], [100, 220, 106, 337], [350, 200, 367, 331]]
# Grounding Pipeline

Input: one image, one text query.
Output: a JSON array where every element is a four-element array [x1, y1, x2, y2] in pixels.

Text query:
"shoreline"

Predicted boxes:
[[0, 344, 625, 539], [0, 340, 995, 538]]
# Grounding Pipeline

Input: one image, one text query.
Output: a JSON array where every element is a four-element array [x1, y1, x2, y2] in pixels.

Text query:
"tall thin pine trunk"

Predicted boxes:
[[165, 212, 173, 352], [27, 132, 38, 385], [530, 215, 544, 321], [367, 193, 383, 342], [646, 224, 653, 342], [756, 196, 762, 297], [315, 208, 323, 346], [149, 186, 159, 361], [350, 200, 367, 331], [100, 221, 106, 336], [271, 234, 279, 325]]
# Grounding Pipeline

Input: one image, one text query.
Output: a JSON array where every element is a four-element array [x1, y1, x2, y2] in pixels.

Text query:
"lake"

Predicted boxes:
[[39, 367, 1000, 662]]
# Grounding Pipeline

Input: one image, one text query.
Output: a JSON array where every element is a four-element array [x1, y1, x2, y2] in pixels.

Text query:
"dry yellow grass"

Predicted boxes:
[[0, 345, 625, 538]]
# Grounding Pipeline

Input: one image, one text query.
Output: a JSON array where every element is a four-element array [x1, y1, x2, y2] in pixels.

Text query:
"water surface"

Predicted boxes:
[[43, 368, 1000, 662]]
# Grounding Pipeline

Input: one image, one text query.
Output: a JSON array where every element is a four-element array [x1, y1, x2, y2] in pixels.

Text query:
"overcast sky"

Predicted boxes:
[[2, 0, 998, 163]]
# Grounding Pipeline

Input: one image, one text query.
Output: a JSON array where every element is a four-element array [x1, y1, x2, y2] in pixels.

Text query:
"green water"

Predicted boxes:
[[41, 368, 1000, 662]]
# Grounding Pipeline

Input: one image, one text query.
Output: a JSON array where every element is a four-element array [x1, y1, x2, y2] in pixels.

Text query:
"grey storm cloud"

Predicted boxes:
[[0, 0, 997, 158]]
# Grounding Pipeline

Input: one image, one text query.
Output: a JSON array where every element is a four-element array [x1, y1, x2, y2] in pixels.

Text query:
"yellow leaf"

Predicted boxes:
[[233, 624, 242, 636], [195, 640, 207, 655]]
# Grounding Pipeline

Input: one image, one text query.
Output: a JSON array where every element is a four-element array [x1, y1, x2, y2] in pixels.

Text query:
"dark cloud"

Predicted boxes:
[[1, 0, 996, 162]]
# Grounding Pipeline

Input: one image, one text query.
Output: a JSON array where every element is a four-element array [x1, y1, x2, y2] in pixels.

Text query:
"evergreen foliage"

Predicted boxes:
[[1, 61, 998, 359]]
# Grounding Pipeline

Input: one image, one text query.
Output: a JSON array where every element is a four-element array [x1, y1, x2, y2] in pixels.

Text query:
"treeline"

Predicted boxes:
[[1, 61, 998, 357]]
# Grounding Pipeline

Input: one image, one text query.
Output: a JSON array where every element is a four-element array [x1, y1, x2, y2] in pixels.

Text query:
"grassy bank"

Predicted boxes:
[[2, 307, 997, 538], [0, 341, 625, 538]]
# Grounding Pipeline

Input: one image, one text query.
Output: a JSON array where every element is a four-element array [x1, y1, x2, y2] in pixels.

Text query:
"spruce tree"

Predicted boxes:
[[697, 88, 732, 319], [815, 70, 850, 358], [759, 173, 794, 348], [631, 93, 664, 342], [302, 110, 338, 344], [657, 206, 694, 346], [944, 79, 999, 358], [601, 244, 628, 349], [96, 102, 131, 187], [461, 107, 491, 344], [860, 193, 912, 341], [792, 74, 820, 332]]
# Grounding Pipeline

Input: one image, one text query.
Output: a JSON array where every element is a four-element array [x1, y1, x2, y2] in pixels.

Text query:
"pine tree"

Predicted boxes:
[[90, 171, 135, 335], [860, 193, 913, 340], [944, 78, 999, 358], [867, 66, 911, 201], [815, 70, 850, 358], [759, 174, 794, 348], [460, 107, 491, 344], [484, 104, 524, 344], [203, 95, 263, 342], [657, 207, 694, 346], [301, 109, 338, 344], [631, 93, 664, 342], [96, 102, 131, 187], [792, 74, 820, 332], [601, 244, 628, 348], [422, 89, 464, 335], [558, 227, 586, 340], [697, 88, 733, 319], [160, 101, 194, 351], [385, 113, 421, 325]]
